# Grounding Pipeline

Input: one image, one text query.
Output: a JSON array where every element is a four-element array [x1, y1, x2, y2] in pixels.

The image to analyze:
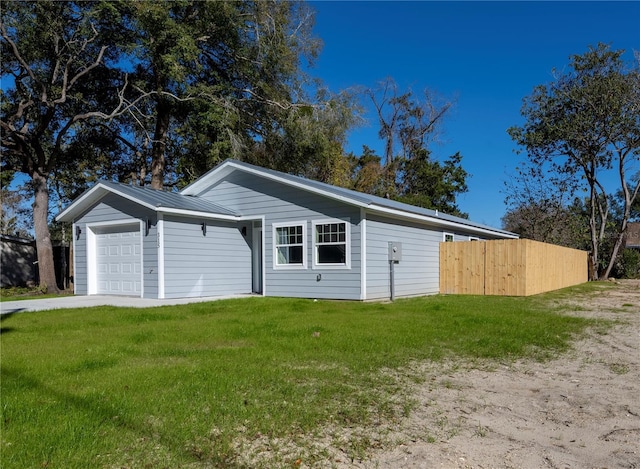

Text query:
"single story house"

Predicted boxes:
[[56, 159, 517, 301]]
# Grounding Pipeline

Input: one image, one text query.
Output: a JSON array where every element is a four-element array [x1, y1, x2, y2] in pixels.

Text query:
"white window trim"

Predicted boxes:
[[469, 236, 480, 241], [360, 210, 367, 300], [272, 221, 307, 270], [443, 232, 455, 242], [157, 214, 165, 299], [312, 218, 351, 269]]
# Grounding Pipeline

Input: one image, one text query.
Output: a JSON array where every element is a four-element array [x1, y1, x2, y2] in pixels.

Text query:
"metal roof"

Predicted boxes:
[[182, 159, 517, 238], [58, 160, 517, 239], [97, 181, 238, 216], [56, 180, 239, 223]]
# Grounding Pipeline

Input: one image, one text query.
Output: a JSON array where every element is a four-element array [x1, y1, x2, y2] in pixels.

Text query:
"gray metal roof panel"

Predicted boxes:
[[99, 181, 239, 216]]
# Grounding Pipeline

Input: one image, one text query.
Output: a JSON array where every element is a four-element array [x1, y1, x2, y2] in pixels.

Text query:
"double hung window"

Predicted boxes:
[[273, 222, 306, 268], [313, 220, 350, 268]]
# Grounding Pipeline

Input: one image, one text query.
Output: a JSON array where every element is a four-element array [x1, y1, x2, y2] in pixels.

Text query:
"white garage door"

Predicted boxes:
[[95, 225, 142, 296]]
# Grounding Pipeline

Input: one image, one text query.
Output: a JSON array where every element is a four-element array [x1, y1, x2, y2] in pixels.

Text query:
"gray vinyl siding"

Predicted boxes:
[[74, 193, 157, 298], [74, 224, 88, 295], [199, 172, 362, 300], [162, 215, 251, 298], [366, 214, 442, 300]]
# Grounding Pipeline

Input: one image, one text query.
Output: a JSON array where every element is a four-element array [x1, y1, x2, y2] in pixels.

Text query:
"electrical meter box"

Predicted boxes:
[[388, 241, 402, 262]]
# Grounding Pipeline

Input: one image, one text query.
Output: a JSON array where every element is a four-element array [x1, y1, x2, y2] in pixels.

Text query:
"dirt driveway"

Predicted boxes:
[[338, 280, 640, 469]]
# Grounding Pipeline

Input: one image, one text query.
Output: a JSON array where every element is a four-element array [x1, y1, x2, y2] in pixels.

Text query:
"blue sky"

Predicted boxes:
[[308, 1, 640, 228]]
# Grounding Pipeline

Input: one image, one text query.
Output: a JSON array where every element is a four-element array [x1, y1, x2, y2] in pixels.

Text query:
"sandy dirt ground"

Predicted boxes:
[[334, 280, 640, 469]]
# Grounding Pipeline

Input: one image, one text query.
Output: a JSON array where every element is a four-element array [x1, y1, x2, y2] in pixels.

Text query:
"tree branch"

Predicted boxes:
[[0, 18, 44, 99]]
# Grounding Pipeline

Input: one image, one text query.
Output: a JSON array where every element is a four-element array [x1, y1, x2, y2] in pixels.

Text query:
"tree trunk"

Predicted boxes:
[[587, 170, 600, 280], [150, 100, 170, 190], [602, 229, 627, 279], [32, 171, 60, 293]]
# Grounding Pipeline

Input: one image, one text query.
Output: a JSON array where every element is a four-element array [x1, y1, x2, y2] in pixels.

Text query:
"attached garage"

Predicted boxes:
[[89, 222, 143, 296]]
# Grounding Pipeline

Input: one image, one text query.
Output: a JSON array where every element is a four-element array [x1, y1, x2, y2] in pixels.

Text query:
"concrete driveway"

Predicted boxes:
[[0, 294, 251, 315]]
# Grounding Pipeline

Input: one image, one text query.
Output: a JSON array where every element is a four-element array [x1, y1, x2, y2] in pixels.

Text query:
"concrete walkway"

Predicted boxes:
[[0, 294, 251, 315]]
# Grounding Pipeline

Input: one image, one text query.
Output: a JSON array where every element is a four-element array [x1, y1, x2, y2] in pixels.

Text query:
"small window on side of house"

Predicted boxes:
[[444, 233, 454, 242], [273, 222, 306, 269], [313, 219, 350, 268]]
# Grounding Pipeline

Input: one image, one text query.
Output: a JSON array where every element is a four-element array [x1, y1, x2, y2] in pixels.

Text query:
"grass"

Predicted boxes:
[[0, 287, 605, 468], [0, 286, 73, 302]]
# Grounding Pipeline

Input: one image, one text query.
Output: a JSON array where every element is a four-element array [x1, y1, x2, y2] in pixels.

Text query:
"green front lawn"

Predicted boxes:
[[0, 288, 604, 468]]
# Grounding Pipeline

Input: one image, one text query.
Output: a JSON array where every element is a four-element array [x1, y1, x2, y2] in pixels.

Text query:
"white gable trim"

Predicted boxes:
[[57, 183, 155, 222], [181, 160, 369, 209], [180, 160, 516, 239], [56, 182, 240, 223]]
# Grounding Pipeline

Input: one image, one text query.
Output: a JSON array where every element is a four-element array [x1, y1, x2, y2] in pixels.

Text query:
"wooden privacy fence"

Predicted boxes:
[[440, 239, 588, 296]]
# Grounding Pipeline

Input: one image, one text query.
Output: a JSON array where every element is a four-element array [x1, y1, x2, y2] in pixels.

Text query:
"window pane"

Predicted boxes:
[[289, 246, 303, 264], [275, 224, 305, 266], [314, 222, 347, 265], [317, 245, 346, 264], [277, 246, 303, 264], [277, 246, 288, 264]]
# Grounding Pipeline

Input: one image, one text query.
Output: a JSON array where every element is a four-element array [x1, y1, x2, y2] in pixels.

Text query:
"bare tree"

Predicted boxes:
[[365, 78, 454, 198]]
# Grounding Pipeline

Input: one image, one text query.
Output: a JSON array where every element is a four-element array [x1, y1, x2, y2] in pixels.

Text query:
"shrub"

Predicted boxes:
[[612, 248, 640, 279]]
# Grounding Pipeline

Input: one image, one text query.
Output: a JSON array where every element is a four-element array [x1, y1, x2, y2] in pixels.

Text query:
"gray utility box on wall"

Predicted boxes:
[[388, 241, 402, 262]]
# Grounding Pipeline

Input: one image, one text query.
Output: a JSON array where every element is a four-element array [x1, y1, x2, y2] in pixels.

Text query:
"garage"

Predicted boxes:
[[94, 224, 142, 296]]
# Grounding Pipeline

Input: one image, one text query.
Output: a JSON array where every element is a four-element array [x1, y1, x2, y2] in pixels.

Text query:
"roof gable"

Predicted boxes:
[[57, 160, 517, 239], [181, 159, 517, 238], [56, 180, 238, 223]]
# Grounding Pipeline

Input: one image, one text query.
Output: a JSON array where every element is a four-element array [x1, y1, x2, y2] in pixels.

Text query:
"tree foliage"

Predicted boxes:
[[397, 150, 468, 217], [1, 1, 469, 293], [362, 78, 468, 214], [502, 160, 589, 248], [118, 1, 328, 188], [0, 1, 142, 292], [508, 44, 640, 279]]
